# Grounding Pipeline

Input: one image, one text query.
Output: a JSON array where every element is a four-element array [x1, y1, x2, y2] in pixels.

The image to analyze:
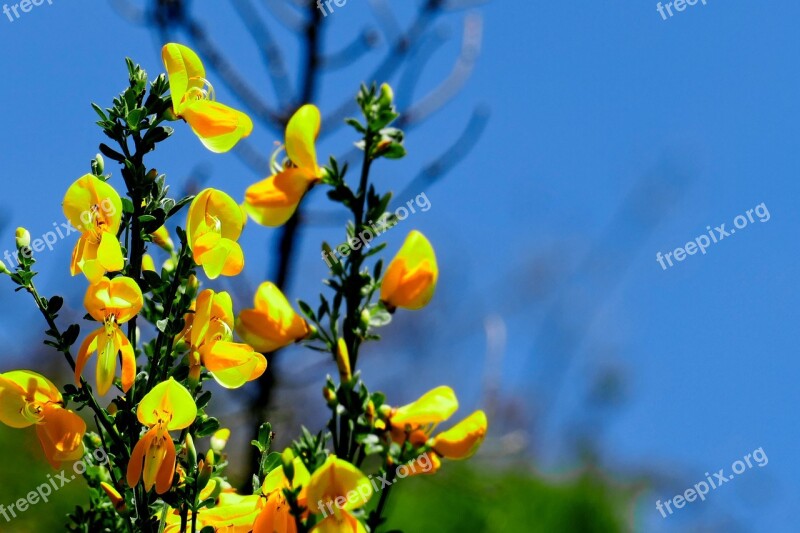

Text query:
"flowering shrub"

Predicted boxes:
[[0, 44, 486, 532]]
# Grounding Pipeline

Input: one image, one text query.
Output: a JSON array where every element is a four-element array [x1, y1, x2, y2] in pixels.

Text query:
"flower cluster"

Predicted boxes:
[[0, 43, 486, 532]]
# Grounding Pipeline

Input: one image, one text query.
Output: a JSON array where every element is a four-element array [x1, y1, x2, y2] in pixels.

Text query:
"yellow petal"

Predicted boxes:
[[36, 405, 86, 468], [195, 236, 244, 279], [151, 225, 174, 251], [142, 254, 157, 272], [0, 371, 62, 428], [391, 385, 458, 428], [84, 276, 144, 323], [155, 433, 177, 494], [244, 168, 313, 227], [261, 457, 311, 495], [182, 100, 254, 153], [202, 341, 266, 389], [62, 174, 123, 234], [381, 230, 438, 310], [98, 232, 124, 273], [138, 377, 197, 430], [433, 410, 488, 460], [191, 189, 246, 242], [235, 282, 309, 353], [127, 428, 153, 488], [95, 327, 119, 396], [162, 43, 206, 114], [307, 456, 372, 513], [285, 104, 321, 175], [310, 512, 367, 533], [74, 328, 101, 389]]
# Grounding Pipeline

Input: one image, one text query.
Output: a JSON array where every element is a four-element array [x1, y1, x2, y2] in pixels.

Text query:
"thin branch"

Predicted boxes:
[[319, 29, 381, 71], [232, 0, 294, 105], [400, 12, 483, 126]]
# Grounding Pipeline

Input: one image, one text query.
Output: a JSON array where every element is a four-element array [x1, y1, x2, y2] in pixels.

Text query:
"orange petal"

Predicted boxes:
[[182, 100, 253, 153]]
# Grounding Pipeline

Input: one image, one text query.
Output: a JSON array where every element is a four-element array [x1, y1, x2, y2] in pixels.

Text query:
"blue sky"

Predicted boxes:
[[0, 1, 797, 531]]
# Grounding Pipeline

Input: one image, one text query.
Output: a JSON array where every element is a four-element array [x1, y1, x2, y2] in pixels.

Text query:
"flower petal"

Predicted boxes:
[[137, 377, 197, 430], [391, 386, 458, 428], [285, 104, 321, 174], [182, 100, 254, 153], [162, 43, 206, 114], [433, 410, 488, 460], [244, 168, 312, 227]]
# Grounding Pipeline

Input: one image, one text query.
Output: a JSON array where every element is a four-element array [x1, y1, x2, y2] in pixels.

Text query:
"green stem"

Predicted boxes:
[[366, 466, 397, 532], [342, 129, 376, 371]]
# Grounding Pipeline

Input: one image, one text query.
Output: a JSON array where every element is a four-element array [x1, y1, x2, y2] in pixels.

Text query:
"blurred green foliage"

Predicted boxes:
[[385, 462, 632, 533], [0, 424, 632, 532], [0, 425, 86, 532]]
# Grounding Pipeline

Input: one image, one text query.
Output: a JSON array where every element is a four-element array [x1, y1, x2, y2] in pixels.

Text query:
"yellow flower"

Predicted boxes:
[[252, 457, 311, 533], [142, 254, 156, 272], [62, 174, 124, 283], [244, 105, 322, 227], [387, 388, 487, 472], [236, 282, 310, 353], [127, 378, 197, 494], [0, 370, 86, 468], [163, 492, 261, 532], [182, 289, 267, 389], [306, 456, 371, 533], [162, 43, 253, 153], [75, 276, 143, 395], [186, 188, 246, 279], [151, 225, 174, 252], [380, 230, 438, 310], [390, 385, 458, 432], [432, 410, 488, 460]]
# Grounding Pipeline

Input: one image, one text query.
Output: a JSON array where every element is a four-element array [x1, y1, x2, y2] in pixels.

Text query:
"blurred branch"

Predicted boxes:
[[319, 29, 381, 71], [231, 0, 294, 105]]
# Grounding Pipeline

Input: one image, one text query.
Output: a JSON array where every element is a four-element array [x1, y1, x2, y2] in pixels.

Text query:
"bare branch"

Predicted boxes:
[[319, 28, 381, 71], [231, 0, 294, 105], [400, 12, 483, 126]]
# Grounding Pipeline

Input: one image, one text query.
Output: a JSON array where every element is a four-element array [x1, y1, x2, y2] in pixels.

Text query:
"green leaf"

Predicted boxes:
[[47, 296, 64, 314]]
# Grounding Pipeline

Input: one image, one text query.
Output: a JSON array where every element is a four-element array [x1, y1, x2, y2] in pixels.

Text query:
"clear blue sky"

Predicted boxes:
[[0, 1, 797, 531]]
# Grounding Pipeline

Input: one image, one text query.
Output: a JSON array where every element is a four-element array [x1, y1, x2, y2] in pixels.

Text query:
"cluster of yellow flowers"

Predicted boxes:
[[0, 42, 486, 532]]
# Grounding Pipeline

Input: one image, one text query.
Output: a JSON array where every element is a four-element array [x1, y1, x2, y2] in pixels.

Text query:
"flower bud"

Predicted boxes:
[[15, 227, 30, 249], [381, 230, 438, 310], [197, 460, 213, 492], [185, 433, 198, 469], [100, 482, 128, 515], [92, 154, 105, 175], [379, 83, 394, 107], [335, 338, 352, 383], [150, 225, 174, 252], [210, 428, 231, 453], [0, 259, 9, 275], [146, 168, 158, 181], [162, 256, 177, 273], [323, 386, 336, 405]]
